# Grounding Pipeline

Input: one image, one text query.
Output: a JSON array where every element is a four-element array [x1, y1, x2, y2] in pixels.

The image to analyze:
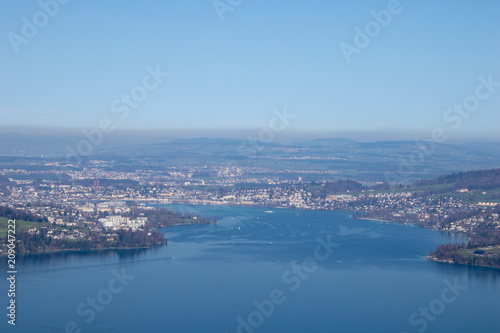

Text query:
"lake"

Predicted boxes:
[[1, 205, 499, 333]]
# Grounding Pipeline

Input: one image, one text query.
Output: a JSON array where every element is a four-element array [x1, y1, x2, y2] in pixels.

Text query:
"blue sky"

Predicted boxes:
[[0, 0, 499, 141]]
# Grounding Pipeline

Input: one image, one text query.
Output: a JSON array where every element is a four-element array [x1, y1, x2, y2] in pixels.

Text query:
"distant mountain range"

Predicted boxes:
[[1, 133, 499, 184], [293, 138, 357, 147]]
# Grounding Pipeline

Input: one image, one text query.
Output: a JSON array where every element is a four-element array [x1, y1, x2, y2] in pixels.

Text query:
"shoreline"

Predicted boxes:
[[3, 206, 493, 270], [426, 256, 500, 270], [354, 217, 402, 223], [0, 245, 164, 256]]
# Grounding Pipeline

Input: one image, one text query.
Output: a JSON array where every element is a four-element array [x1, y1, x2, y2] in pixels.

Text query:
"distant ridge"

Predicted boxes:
[[171, 138, 245, 145], [413, 168, 500, 190], [294, 138, 357, 147]]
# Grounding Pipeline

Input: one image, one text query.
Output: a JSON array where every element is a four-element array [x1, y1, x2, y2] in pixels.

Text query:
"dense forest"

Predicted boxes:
[[3, 172, 71, 182], [307, 179, 368, 198], [413, 168, 500, 190]]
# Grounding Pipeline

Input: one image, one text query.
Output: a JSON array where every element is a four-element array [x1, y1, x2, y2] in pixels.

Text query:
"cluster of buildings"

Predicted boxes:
[[0, 161, 499, 238], [98, 216, 147, 230]]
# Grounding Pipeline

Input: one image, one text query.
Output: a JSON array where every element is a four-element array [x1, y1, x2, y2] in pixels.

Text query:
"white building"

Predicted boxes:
[[99, 215, 147, 230]]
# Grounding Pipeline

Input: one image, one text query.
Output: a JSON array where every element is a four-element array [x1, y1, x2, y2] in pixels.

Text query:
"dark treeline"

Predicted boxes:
[[10, 228, 166, 254], [308, 179, 367, 198], [0, 175, 13, 195], [4, 172, 72, 182], [414, 168, 500, 190], [0, 205, 47, 222], [322, 179, 366, 193]]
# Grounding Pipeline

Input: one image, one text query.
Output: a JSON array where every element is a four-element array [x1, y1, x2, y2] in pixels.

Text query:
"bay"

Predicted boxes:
[[1, 205, 499, 333]]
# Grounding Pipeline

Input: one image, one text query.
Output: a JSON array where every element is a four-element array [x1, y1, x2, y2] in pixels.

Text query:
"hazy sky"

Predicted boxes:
[[1, 0, 499, 141]]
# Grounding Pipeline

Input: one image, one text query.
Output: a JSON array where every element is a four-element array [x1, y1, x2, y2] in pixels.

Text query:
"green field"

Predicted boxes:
[[0, 217, 51, 238], [461, 246, 500, 259], [0, 218, 92, 239], [425, 187, 500, 203]]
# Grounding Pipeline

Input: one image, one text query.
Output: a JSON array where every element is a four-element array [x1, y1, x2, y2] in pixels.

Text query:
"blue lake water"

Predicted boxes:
[[1, 205, 499, 333]]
